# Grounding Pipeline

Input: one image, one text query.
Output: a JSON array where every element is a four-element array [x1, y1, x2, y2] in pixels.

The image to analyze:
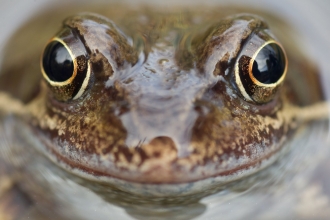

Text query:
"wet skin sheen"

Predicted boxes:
[[0, 7, 326, 200]]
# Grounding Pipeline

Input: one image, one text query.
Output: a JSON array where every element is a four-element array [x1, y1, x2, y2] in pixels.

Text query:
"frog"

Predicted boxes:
[[0, 4, 328, 220]]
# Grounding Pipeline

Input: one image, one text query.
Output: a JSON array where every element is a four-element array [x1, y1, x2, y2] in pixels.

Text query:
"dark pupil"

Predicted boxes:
[[252, 43, 286, 84], [42, 41, 74, 82]]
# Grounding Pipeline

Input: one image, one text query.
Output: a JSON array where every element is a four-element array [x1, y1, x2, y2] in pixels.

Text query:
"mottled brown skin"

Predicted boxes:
[[23, 12, 307, 185]]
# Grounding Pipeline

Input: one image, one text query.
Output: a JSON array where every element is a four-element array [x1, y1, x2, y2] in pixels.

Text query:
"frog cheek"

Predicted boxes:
[[41, 28, 92, 102], [234, 35, 288, 104]]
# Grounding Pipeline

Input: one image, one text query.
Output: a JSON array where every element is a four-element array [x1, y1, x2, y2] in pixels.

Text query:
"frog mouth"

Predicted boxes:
[[31, 128, 289, 197], [30, 119, 288, 184]]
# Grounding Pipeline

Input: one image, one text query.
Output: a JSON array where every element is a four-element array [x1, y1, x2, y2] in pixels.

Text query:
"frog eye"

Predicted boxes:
[[42, 41, 74, 83], [234, 32, 287, 104], [41, 28, 91, 102]]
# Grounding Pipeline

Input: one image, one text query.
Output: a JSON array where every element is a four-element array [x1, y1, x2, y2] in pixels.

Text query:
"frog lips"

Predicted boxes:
[[34, 123, 286, 186]]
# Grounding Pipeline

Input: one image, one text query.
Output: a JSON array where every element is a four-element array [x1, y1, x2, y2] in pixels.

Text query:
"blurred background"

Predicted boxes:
[[0, 0, 329, 219]]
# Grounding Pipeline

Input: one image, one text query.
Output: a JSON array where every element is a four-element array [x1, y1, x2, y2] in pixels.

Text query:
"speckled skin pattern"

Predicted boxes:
[[22, 12, 309, 185]]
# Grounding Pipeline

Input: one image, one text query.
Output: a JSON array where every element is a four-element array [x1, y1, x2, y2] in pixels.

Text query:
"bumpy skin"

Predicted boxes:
[[24, 13, 303, 185]]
